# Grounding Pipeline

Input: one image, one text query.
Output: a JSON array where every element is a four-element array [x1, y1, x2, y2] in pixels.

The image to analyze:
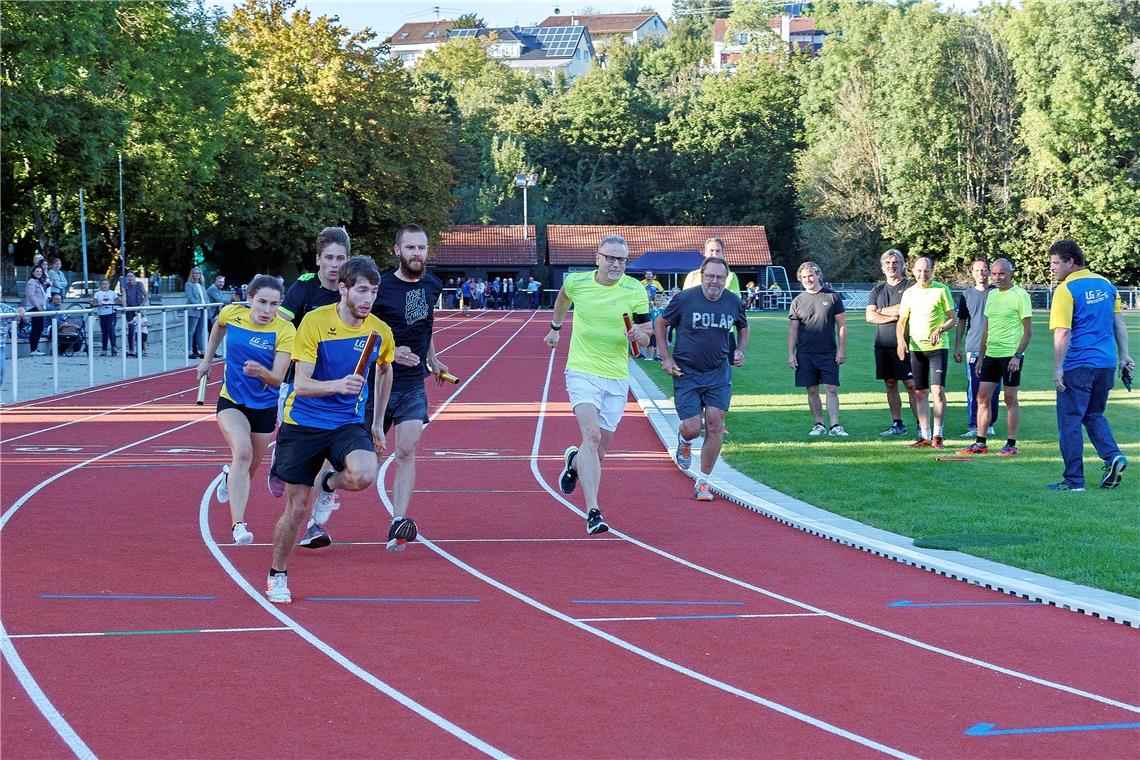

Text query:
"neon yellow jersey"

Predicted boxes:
[[683, 268, 740, 294], [564, 272, 650, 380], [282, 304, 395, 428], [982, 286, 1032, 358], [218, 304, 295, 408], [899, 281, 955, 352]]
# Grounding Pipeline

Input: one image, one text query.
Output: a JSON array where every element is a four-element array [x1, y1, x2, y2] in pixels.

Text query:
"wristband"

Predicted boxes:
[[1015, 352, 1024, 359], [550, 322, 562, 331]]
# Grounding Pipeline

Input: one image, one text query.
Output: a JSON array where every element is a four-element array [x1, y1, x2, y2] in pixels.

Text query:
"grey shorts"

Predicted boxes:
[[365, 384, 429, 433], [674, 365, 732, 422]]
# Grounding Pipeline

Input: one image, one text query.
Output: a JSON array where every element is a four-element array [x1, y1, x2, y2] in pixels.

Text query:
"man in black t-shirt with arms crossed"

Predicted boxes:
[[656, 257, 748, 502]]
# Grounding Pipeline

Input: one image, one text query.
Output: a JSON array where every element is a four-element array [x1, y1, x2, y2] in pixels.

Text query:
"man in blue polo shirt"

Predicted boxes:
[[1047, 239, 1133, 491]]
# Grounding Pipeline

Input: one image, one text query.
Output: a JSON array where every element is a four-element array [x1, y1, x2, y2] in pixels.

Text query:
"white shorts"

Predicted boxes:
[[565, 369, 629, 432]]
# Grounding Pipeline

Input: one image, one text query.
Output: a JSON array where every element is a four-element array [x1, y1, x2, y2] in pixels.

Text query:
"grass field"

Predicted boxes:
[[641, 310, 1140, 598]]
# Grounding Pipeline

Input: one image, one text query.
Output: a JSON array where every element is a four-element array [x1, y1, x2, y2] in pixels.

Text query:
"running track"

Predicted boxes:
[[2, 311, 1138, 759]]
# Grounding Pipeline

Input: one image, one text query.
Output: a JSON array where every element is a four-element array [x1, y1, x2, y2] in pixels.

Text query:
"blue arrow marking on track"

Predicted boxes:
[[889, 599, 1041, 608], [965, 721, 1140, 736]]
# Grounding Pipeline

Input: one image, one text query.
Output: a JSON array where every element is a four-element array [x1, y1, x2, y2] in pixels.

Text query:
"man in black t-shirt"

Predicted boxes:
[[865, 249, 918, 437], [788, 261, 848, 437], [656, 257, 748, 502], [366, 223, 450, 552]]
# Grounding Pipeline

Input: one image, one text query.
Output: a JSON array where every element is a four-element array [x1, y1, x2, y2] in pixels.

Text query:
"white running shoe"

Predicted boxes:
[[232, 521, 253, 545], [216, 465, 230, 503], [312, 488, 340, 525], [828, 424, 849, 437], [266, 573, 290, 604], [809, 423, 827, 436]]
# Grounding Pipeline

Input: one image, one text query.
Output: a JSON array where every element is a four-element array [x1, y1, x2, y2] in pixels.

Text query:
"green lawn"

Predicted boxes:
[[641, 310, 1140, 597]]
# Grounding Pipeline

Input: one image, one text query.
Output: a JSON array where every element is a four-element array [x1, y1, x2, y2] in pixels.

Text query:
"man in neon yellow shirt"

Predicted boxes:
[[544, 235, 652, 535], [683, 237, 740, 295], [958, 258, 1032, 457], [896, 257, 957, 448]]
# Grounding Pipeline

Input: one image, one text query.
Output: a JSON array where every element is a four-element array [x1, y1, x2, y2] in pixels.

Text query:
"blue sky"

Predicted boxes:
[[218, 1, 991, 39]]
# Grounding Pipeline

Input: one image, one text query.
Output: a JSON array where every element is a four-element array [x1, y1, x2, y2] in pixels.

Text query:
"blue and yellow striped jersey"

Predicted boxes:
[[218, 304, 296, 409]]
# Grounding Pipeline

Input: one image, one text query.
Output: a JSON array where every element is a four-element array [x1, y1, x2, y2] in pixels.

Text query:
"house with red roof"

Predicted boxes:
[[387, 20, 454, 66], [711, 15, 826, 71], [537, 12, 667, 47]]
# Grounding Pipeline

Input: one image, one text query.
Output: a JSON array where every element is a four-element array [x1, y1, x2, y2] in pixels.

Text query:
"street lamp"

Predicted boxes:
[[514, 172, 538, 240]]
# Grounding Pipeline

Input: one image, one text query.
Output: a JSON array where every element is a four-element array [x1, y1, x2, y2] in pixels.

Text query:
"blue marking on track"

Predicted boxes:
[[965, 721, 1140, 736], [41, 594, 215, 600], [571, 599, 745, 605], [889, 599, 1041, 608], [306, 597, 480, 603]]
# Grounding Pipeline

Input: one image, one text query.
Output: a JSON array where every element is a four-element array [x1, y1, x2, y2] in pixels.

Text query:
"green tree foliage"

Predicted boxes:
[[451, 13, 486, 29]]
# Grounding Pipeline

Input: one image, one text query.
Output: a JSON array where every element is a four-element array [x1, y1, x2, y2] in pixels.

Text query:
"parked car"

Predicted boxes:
[[66, 280, 101, 299]]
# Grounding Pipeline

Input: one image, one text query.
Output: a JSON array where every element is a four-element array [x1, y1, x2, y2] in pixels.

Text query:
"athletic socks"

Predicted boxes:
[[934, 425, 944, 437], [269, 568, 286, 576], [1007, 438, 1016, 447], [320, 470, 336, 494]]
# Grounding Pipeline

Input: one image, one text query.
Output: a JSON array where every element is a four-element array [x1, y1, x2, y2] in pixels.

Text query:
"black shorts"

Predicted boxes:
[[874, 345, 912, 381], [217, 396, 278, 434], [794, 352, 840, 388], [979, 355, 1022, 387], [910, 349, 949, 391], [270, 422, 374, 486], [364, 384, 429, 434], [674, 365, 732, 421]]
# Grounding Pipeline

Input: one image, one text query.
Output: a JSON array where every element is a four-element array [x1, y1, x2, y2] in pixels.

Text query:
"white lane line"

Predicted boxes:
[[1, 414, 216, 760], [576, 613, 825, 623], [371, 322, 918, 760], [8, 627, 290, 639], [529, 345, 1140, 717], [198, 484, 512, 760]]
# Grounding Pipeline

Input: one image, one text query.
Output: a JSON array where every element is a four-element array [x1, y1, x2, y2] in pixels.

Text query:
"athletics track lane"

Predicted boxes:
[[1, 311, 1137, 758]]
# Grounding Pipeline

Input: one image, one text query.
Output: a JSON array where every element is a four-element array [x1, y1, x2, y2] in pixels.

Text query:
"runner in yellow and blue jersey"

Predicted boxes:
[[265, 256, 395, 604], [544, 234, 651, 536], [197, 275, 295, 546]]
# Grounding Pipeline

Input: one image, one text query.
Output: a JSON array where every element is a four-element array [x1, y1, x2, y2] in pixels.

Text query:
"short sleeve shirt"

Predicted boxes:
[[1049, 270, 1120, 370], [282, 304, 395, 428], [868, 279, 910, 348], [661, 288, 747, 373], [279, 274, 340, 328], [789, 287, 845, 354], [956, 286, 993, 354], [371, 272, 443, 390], [92, 290, 118, 316], [564, 272, 650, 380], [218, 304, 296, 409], [899, 282, 955, 352], [982, 286, 1032, 358], [684, 269, 740, 294]]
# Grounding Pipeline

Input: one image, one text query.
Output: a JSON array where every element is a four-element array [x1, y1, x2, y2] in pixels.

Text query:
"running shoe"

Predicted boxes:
[[694, 482, 714, 502], [1046, 482, 1085, 492], [216, 464, 230, 504], [931, 435, 945, 450], [828, 424, 849, 437], [997, 444, 1019, 457], [266, 573, 291, 604], [312, 487, 340, 525], [232, 521, 253, 545], [909, 438, 932, 448], [880, 422, 907, 437], [1100, 454, 1128, 489], [957, 443, 989, 456], [267, 470, 285, 498], [986, 426, 996, 436], [809, 423, 827, 436], [559, 446, 579, 495], [586, 508, 609, 535], [959, 427, 977, 439], [298, 523, 331, 549], [675, 434, 692, 469], [386, 516, 418, 553]]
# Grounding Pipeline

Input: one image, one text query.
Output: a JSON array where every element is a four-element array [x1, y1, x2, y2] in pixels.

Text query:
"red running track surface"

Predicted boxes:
[[2, 310, 1138, 759]]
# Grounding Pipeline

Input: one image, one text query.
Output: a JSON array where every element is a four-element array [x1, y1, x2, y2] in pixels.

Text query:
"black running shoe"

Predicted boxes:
[[559, 446, 579, 495], [386, 516, 418, 553], [586, 508, 609, 535], [1101, 454, 1128, 489]]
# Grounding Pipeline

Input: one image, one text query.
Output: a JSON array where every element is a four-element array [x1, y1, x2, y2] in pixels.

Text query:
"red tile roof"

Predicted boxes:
[[546, 225, 771, 267], [713, 17, 727, 43], [388, 21, 454, 46], [538, 13, 659, 34], [433, 225, 538, 266]]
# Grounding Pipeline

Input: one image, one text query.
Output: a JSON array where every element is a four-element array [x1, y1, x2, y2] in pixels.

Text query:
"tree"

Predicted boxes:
[[451, 13, 485, 30]]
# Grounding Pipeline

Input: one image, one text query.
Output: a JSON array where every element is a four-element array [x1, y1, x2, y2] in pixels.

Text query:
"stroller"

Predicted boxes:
[[55, 314, 87, 357]]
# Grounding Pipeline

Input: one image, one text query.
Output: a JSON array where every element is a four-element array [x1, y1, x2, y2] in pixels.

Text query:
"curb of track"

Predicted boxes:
[[627, 361, 1140, 629]]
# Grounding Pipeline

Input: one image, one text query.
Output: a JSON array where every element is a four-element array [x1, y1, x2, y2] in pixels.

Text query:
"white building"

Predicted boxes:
[[711, 15, 826, 72], [536, 12, 667, 47], [448, 26, 596, 81], [387, 20, 453, 66]]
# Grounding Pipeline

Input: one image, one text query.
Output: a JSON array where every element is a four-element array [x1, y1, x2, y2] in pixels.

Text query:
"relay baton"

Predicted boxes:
[[428, 364, 461, 385], [354, 331, 380, 376], [622, 313, 640, 357], [195, 374, 208, 405]]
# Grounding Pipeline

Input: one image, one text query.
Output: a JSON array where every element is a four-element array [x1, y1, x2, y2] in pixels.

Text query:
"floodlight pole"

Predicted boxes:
[[118, 152, 126, 282], [80, 188, 89, 288], [515, 173, 538, 240]]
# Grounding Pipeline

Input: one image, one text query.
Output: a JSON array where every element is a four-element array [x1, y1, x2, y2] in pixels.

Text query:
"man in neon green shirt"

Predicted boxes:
[[896, 257, 957, 448], [544, 234, 651, 535], [958, 258, 1032, 458], [683, 237, 741, 295]]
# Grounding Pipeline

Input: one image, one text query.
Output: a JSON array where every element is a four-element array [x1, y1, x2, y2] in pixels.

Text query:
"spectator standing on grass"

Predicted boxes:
[[866, 249, 918, 438], [122, 270, 148, 357], [896, 257, 957, 449], [656, 257, 748, 502], [206, 274, 233, 328], [91, 278, 121, 356], [1047, 239, 1133, 492], [24, 264, 50, 356], [684, 238, 740, 295], [788, 261, 848, 438], [184, 267, 207, 359], [47, 258, 67, 297], [954, 258, 1000, 438], [958, 258, 1032, 458], [642, 270, 664, 299]]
